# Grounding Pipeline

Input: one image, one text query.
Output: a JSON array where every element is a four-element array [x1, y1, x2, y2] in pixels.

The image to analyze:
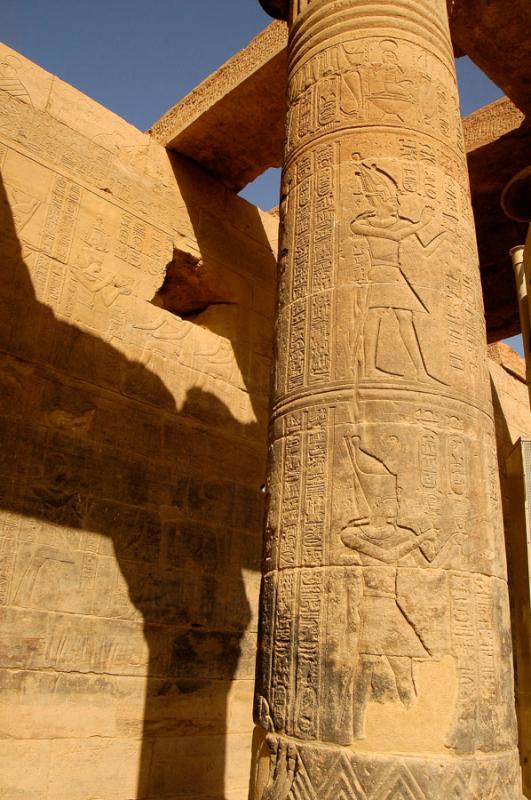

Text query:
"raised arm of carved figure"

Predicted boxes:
[[350, 213, 403, 241]]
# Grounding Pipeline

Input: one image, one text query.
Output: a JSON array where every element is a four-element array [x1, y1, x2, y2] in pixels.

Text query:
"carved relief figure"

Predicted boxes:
[[82, 215, 110, 253], [350, 158, 445, 381], [261, 739, 297, 800], [368, 40, 415, 122], [340, 434, 434, 737], [74, 252, 131, 310]]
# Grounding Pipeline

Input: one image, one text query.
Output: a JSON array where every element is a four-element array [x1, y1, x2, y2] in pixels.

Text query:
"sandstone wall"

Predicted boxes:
[[0, 44, 277, 800], [489, 343, 531, 795]]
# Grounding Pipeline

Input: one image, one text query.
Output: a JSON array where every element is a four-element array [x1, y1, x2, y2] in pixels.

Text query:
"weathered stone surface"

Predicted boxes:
[[448, 0, 531, 117], [149, 22, 288, 192], [0, 41, 276, 800], [257, 737, 523, 799], [253, 1, 522, 797]]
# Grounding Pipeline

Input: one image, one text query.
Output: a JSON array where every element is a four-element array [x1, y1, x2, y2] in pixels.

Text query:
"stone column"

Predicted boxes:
[[253, 0, 523, 797], [510, 244, 531, 405]]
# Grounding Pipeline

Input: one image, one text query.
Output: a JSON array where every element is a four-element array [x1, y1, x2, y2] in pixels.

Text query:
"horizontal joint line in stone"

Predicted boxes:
[[290, 17, 452, 70], [284, 123, 464, 173]]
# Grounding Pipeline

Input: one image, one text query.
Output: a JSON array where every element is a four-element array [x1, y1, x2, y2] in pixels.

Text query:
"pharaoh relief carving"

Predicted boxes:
[[346, 157, 446, 383], [332, 429, 474, 741], [70, 251, 131, 314], [278, 146, 485, 397], [257, 413, 509, 749], [340, 435, 433, 738]]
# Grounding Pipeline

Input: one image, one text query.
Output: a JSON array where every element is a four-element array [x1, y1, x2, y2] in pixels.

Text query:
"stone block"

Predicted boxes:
[[47, 739, 146, 800], [0, 740, 52, 800]]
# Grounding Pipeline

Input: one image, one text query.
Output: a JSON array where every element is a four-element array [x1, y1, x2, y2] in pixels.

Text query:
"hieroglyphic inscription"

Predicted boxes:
[[32, 176, 81, 306], [475, 578, 497, 708], [448, 436, 466, 496], [280, 414, 303, 568], [445, 267, 483, 378], [0, 90, 178, 231], [309, 292, 331, 382], [302, 408, 328, 567], [293, 156, 311, 300], [288, 301, 306, 391], [449, 573, 500, 750], [271, 569, 295, 731], [41, 176, 81, 263], [294, 568, 322, 738], [419, 432, 439, 490], [445, 269, 466, 372], [115, 212, 173, 278], [286, 37, 461, 160], [485, 432, 502, 519], [44, 623, 153, 674], [285, 144, 336, 392], [258, 0, 520, 787], [0, 536, 16, 606], [450, 573, 477, 718], [266, 407, 329, 738], [312, 144, 335, 291]]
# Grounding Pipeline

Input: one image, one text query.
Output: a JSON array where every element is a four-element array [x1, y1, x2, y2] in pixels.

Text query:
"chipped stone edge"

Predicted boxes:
[[463, 96, 525, 153]]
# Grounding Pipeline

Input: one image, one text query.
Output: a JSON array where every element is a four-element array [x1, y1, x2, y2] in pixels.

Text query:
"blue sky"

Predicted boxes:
[[4, 1, 521, 352], [3, 0, 504, 209]]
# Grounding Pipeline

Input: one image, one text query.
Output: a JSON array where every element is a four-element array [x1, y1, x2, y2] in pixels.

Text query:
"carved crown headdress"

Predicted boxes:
[[344, 435, 397, 522], [351, 157, 398, 206]]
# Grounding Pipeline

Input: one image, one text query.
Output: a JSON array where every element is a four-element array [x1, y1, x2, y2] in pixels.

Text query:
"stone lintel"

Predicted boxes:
[[449, 0, 531, 117], [148, 22, 288, 192]]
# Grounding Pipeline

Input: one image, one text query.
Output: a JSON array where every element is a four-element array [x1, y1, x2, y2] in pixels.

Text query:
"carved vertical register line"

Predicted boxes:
[[253, 0, 522, 797]]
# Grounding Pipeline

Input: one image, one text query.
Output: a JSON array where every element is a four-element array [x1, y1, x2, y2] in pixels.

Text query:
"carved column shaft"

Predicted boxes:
[[254, 0, 522, 797]]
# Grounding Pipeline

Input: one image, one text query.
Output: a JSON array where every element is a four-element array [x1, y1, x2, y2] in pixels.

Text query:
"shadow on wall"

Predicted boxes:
[[0, 169, 273, 800], [490, 374, 531, 791]]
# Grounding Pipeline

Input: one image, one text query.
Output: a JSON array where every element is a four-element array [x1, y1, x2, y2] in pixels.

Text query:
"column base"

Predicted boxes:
[[256, 733, 523, 800]]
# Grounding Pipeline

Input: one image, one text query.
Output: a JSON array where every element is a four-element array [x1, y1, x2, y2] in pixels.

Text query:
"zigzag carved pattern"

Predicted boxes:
[[273, 739, 522, 800]]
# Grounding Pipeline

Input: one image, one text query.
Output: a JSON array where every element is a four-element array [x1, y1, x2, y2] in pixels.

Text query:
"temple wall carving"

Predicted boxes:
[[0, 42, 277, 800]]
